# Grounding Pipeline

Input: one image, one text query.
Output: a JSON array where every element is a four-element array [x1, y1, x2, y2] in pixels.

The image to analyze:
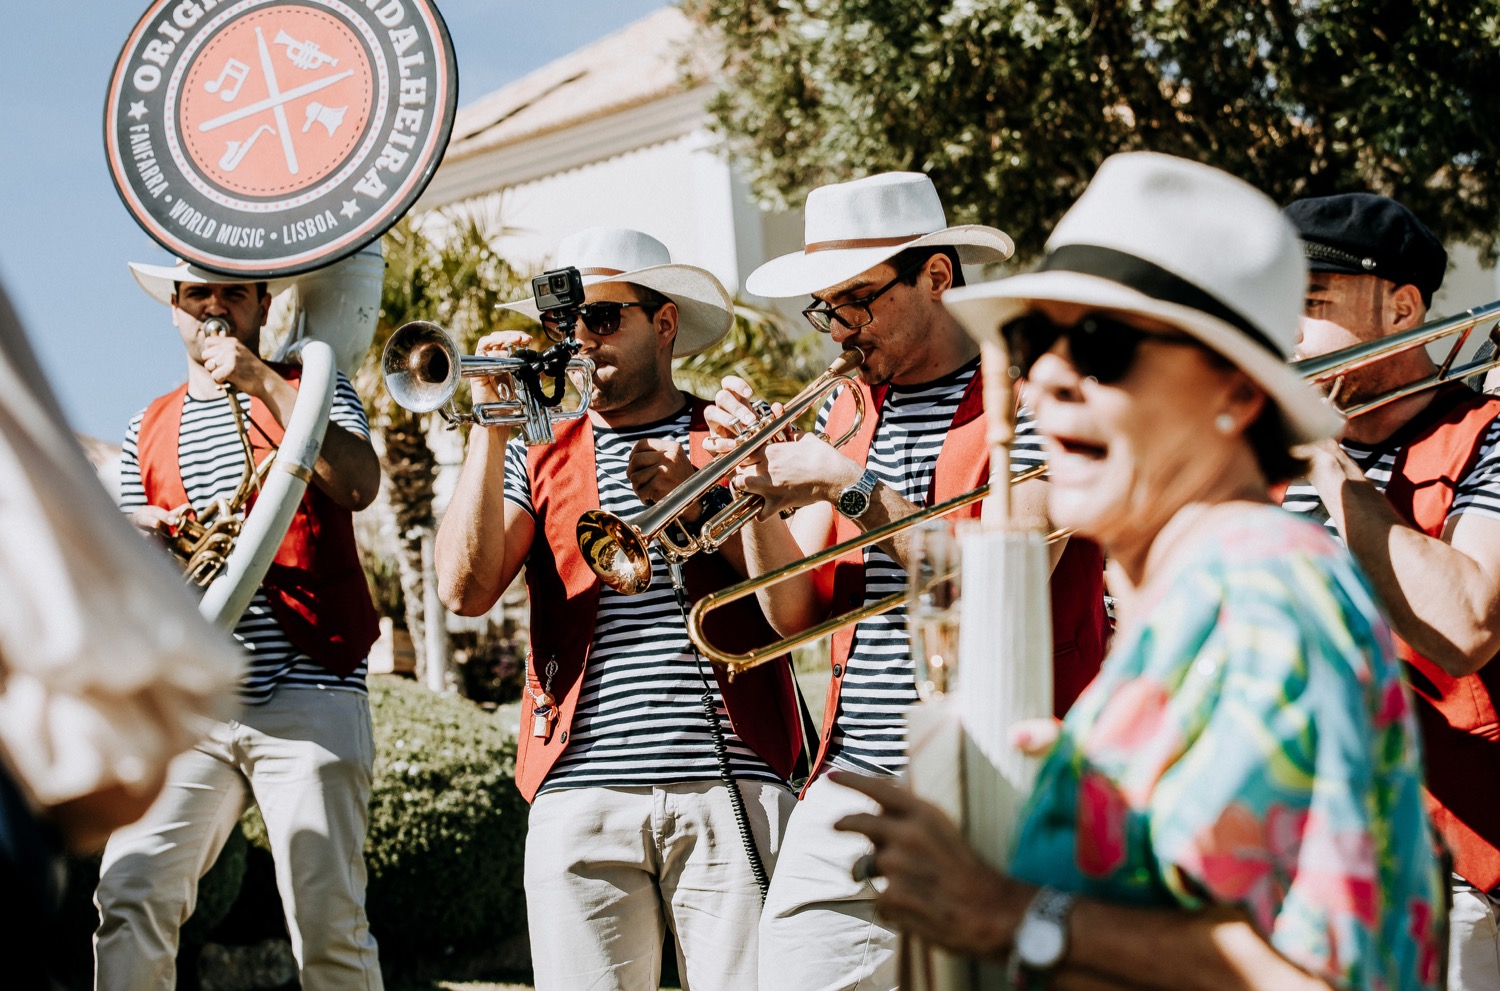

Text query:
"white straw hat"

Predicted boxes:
[[129, 259, 293, 305], [499, 228, 733, 357], [745, 172, 1015, 299], [942, 152, 1343, 444]]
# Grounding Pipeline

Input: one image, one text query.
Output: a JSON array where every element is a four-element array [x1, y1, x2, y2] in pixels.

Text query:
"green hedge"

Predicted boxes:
[[361, 677, 529, 958], [53, 678, 529, 983]]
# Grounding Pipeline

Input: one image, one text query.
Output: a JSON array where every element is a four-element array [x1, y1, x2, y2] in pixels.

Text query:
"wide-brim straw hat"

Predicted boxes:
[[129, 259, 294, 305], [745, 172, 1015, 299], [499, 228, 732, 357], [942, 152, 1342, 444]]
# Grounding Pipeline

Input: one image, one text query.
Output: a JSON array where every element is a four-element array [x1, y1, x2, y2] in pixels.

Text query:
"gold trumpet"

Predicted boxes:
[[684, 465, 1065, 675], [382, 320, 595, 444], [576, 348, 866, 595], [168, 316, 275, 587], [1293, 298, 1500, 416]]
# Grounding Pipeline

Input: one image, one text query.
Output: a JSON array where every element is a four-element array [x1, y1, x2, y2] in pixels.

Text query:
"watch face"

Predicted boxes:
[[838, 488, 869, 518], [1017, 916, 1066, 968]]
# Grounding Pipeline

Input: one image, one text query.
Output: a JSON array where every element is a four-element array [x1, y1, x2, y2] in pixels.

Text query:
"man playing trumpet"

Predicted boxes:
[[1283, 193, 1500, 989], [433, 228, 803, 991], [708, 172, 1110, 990]]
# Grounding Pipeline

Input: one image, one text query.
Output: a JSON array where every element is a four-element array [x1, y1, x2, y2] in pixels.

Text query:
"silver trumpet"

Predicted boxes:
[[382, 320, 595, 444]]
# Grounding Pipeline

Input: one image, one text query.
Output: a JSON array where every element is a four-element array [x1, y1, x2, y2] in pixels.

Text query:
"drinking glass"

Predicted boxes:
[[908, 519, 961, 700]]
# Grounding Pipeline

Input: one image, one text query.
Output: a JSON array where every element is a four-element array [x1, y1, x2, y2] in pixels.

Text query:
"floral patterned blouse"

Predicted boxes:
[[1009, 506, 1443, 990]]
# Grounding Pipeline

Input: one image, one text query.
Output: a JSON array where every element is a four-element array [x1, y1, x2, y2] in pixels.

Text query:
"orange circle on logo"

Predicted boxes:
[[180, 7, 373, 198]]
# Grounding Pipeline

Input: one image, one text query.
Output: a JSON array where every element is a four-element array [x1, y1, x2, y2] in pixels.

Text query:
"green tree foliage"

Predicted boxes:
[[359, 213, 529, 662], [687, 0, 1500, 262], [673, 300, 829, 407]]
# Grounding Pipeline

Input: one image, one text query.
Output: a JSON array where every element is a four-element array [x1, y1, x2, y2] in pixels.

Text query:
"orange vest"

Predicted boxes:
[[812, 374, 1110, 779], [135, 365, 380, 678], [1376, 385, 1500, 891], [514, 398, 804, 802]]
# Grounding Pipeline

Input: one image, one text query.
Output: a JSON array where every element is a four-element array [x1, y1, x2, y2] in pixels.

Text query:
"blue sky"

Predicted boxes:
[[0, 0, 670, 441]]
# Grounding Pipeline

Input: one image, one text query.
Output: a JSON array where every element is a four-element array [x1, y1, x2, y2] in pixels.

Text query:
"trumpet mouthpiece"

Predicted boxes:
[[831, 347, 864, 375]]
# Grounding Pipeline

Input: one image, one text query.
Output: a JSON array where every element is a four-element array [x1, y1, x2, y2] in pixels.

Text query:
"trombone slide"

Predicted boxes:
[[1293, 299, 1500, 417], [684, 467, 1063, 676]]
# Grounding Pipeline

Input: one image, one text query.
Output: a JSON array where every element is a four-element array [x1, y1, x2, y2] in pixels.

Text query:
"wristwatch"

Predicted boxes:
[[1009, 886, 1075, 981], [836, 467, 879, 520]]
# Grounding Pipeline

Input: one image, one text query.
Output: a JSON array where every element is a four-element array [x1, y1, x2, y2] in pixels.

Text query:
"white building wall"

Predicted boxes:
[[444, 133, 743, 295]]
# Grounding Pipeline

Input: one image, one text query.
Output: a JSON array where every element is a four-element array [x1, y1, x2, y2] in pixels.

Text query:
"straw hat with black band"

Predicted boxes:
[[943, 152, 1343, 444]]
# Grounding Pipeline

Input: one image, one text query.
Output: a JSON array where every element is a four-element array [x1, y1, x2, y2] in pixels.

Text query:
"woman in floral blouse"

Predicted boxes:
[[834, 153, 1443, 990]]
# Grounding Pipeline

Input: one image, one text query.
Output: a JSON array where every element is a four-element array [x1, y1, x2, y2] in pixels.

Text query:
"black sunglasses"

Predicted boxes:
[[541, 300, 660, 341], [801, 260, 925, 334], [1001, 312, 1200, 384]]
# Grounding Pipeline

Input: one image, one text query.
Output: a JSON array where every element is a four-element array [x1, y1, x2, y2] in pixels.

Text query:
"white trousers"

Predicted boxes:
[[1450, 876, 1500, 990], [94, 687, 382, 991], [524, 780, 795, 991], [758, 773, 899, 991]]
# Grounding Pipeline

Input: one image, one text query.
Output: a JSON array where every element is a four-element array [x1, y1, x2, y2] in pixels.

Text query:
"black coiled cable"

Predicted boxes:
[[669, 564, 771, 902]]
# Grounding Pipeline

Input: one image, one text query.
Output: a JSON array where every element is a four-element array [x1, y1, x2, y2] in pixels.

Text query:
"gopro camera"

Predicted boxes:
[[532, 266, 585, 314]]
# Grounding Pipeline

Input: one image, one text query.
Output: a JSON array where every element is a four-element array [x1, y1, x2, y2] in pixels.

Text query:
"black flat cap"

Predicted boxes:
[[1283, 193, 1447, 306]]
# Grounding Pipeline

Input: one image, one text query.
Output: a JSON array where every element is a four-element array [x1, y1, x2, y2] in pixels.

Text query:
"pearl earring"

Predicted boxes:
[[1214, 413, 1236, 434]]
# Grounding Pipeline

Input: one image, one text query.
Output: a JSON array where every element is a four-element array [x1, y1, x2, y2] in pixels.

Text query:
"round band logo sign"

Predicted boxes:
[[105, 0, 457, 279]]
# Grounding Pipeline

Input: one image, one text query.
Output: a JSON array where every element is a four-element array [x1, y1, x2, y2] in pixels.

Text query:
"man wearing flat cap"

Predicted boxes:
[[95, 260, 384, 990], [1284, 192, 1500, 989]]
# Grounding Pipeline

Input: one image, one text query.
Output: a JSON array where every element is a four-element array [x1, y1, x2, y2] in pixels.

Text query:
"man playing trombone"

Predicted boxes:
[[96, 260, 384, 991], [1282, 193, 1500, 990], [707, 172, 1110, 990], [433, 228, 803, 991]]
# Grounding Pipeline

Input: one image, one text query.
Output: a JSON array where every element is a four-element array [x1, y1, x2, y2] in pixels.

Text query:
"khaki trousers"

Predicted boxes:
[[94, 687, 381, 991], [524, 780, 795, 991], [1451, 876, 1500, 990], [758, 773, 898, 991]]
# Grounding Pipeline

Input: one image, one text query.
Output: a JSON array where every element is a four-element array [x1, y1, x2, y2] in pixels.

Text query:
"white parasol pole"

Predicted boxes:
[[903, 338, 1052, 990]]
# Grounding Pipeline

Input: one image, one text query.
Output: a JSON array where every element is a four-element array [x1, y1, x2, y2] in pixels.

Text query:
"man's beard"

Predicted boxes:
[[1320, 365, 1412, 409], [589, 361, 657, 413]]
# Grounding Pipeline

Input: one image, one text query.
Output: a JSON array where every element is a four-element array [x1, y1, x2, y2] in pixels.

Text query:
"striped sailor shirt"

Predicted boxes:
[[503, 406, 783, 792], [119, 372, 371, 704]]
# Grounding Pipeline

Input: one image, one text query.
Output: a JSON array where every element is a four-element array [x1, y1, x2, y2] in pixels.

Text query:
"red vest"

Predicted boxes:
[[515, 398, 804, 802], [811, 374, 1110, 779], [135, 365, 380, 678], [1375, 385, 1500, 890]]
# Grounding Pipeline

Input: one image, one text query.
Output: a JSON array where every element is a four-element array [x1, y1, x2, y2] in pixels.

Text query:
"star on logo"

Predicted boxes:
[[127, 101, 148, 121], [340, 199, 361, 220]]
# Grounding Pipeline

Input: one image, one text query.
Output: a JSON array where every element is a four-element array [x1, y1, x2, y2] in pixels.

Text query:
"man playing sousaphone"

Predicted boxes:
[[433, 228, 804, 990], [707, 171, 1110, 990], [96, 259, 384, 991], [1283, 193, 1500, 989]]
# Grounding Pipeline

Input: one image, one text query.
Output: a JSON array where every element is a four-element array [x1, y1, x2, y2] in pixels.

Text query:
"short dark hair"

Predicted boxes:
[[626, 283, 672, 315], [888, 246, 966, 289], [173, 280, 269, 297], [1199, 348, 1308, 484], [1246, 404, 1309, 485]]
